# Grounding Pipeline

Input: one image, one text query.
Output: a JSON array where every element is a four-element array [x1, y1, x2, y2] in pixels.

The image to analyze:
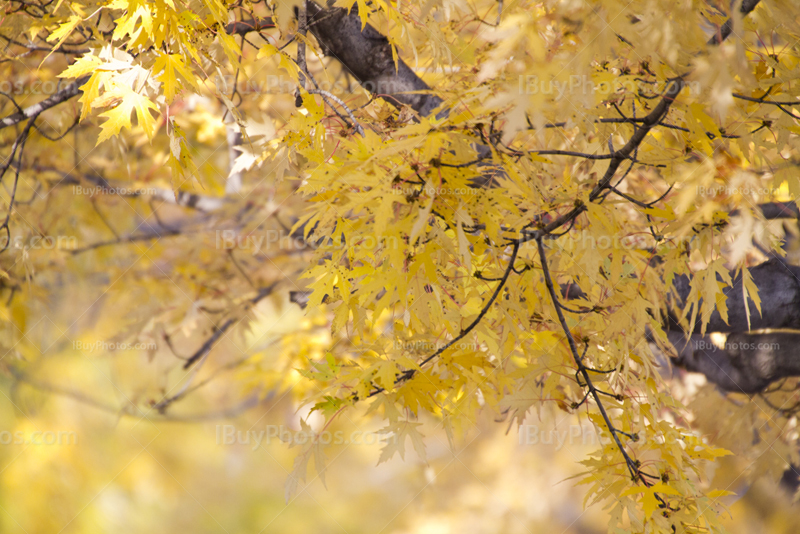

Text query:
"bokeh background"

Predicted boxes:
[[1, 299, 797, 534]]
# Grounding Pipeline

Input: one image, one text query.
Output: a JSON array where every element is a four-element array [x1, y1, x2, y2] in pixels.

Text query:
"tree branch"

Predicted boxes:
[[670, 259, 800, 334], [0, 76, 88, 130], [304, 0, 445, 117], [668, 331, 800, 393]]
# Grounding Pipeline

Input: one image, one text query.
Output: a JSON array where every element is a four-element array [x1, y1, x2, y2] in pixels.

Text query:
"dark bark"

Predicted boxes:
[[670, 259, 800, 334], [708, 0, 762, 45], [740, 201, 800, 220], [298, 0, 800, 395], [668, 331, 800, 393], [224, 17, 275, 36], [658, 259, 800, 392], [35, 0, 794, 395], [305, 0, 445, 117], [568, 257, 800, 392]]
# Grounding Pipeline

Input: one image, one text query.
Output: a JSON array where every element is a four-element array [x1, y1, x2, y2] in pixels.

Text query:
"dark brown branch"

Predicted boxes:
[[708, 0, 762, 45], [738, 201, 799, 220], [0, 118, 36, 252], [183, 283, 279, 369], [0, 76, 88, 129], [670, 259, 800, 335], [532, 149, 616, 160], [732, 93, 800, 106], [668, 331, 800, 393], [366, 240, 520, 397], [537, 237, 649, 483], [224, 17, 276, 36], [304, 0, 445, 117], [543, 118, 739, 139]]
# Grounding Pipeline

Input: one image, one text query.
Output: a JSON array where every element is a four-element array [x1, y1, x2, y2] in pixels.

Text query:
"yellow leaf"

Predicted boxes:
[[153, 53, 199, 103], [217, 27, 241, 68], [42, 15, 81, 63], [258, 43, 298, 79], [409, 194, 434, 244], [46, 15, 81, 45], [642, 489, 658, 518], [375, 360, 398, 391], [331, 300, 350, 334], [460, 297, 483, 318], [257, 43, 279, 59], [58, 53, 103, 78], [96, 85, 159, 144], [643, 204, 676, 220], [741, 266, 762, 330], [78, 72, 105, 120], [648, 482, 681, 495]]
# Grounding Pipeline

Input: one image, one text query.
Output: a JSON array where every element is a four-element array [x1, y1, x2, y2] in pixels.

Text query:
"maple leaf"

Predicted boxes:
[[77, 72, 106, 120], [44, 15, 81, 61], [377, 420, 427, 464], [58, 53, 104, 79], [152, 53, 199, 104], [96, 84, 159, 144], [10, 1, 800, 531], [620, 482, 681, 518]]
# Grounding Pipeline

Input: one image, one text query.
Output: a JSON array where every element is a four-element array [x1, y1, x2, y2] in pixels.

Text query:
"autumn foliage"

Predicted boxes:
[[2, 0, 800, 532]]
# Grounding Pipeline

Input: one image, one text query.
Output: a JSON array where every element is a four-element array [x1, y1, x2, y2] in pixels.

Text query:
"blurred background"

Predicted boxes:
[[1, 297, 798, 534]]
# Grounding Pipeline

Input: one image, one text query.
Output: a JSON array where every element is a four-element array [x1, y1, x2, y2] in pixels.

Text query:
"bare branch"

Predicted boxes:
[[0, 76, 88, 130]]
